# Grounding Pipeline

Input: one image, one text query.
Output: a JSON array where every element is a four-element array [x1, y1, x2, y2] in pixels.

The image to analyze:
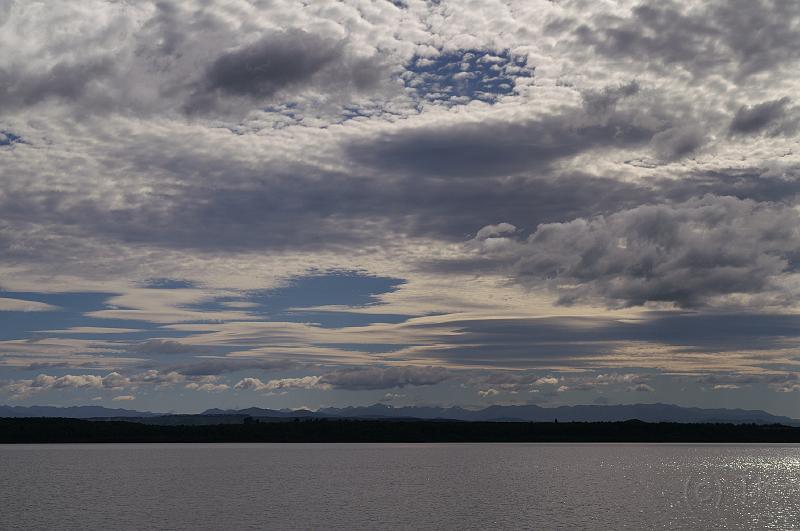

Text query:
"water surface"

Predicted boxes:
[[1, 443, 799, 529]]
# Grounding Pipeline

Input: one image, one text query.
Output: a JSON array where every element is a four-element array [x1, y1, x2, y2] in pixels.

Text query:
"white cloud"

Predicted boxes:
[[185, 382, 230, 393], [0, 298, 59, 312], [112, 395, 135, 401], [234, 376, 327, 393]]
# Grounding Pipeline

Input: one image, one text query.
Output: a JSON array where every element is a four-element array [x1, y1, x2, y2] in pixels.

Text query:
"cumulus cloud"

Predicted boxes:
[[470, 372, 560, 393], [185, 382, 229, 393], [233, 366, 451, 393], [0, 1, 398, 117], [135, 370, 186, 388], [1, 368, 237, 399], [234, 376, 326, 393], [3, 372, 131, 398], [465, 195, 800, 308], [553, 373, 653, 393], [570, 0, 800, 79]]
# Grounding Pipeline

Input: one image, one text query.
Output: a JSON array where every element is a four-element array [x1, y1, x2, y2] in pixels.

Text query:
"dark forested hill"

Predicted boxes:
[[3, 418, 800, 444]]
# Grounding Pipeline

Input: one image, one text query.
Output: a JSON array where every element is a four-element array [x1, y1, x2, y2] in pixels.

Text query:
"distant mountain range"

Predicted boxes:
[[0, 405, 161, 419], [3, 403, 798, 425], [217, 403, 800, 425]]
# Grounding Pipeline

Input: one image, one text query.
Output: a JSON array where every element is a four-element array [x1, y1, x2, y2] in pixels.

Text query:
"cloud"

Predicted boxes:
[[2, 368, 239, 399], [204, 31, 342, 98], [234, 376, 326, 393], [318, 366, 451, 390], [402, 312, 800, 371], [773, 383, 800, 393], [0, 54, 116, 112], [729, 98, 798, 137], [112, 395, 135, 401], [554, 373, 653, 393], [3, 372, 131, 398], [470, 372, 560, 393], [581, 81, 640, 116], [166, 359, 297, 376], [185, 382, 229, 392], [0, 298, 59, 312], [649, 125, 706, 161], [462, 195, 800, 308], [382, 392, 406, 401], [0, 1, 400, 117], [135, 370, 186, 388], [348, 106, 656, 179], [570, 0, 800, 79], [233, 366, 451, 393], [126, 339, 204, 355], [187, 29, 387, 113], [475, 223, 517, 240]]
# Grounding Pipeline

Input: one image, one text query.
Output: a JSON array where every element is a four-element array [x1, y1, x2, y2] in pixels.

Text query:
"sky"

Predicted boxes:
[[2, 0, 800, 415]]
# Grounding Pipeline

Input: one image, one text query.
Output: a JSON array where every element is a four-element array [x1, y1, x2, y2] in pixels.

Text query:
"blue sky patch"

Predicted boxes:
[[184, 272, 408, 328], [0, 131, 22, 146], [0, 291, 184, 341], [404, 49, 532, 105]]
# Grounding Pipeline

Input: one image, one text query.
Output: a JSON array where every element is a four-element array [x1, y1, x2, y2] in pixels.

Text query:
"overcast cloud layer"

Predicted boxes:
[[2, 0, 800, 415]]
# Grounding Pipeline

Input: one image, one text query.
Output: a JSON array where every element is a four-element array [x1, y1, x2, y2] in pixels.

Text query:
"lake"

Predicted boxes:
[[1, 443, 799, 529]]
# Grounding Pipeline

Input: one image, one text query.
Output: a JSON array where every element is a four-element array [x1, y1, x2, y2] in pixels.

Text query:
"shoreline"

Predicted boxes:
[[4, 417, 800, 444]]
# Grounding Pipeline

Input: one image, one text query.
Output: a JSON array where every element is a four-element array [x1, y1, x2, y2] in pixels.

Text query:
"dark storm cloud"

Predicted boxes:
[[447, 195, 800, 308], [655, 167, 800, 205], [347, 111, 655, 179], [7, 153, 798, 268], [165, 359, 298, 376], [187, 29, 387, 112], [0, 165, 658, 256], [568, 0, 800, 79], [0, 57, 116, 111], [204, 31, 342, 97], [408, 312, 800, 368], [729, 98, 798, 136], [319, 365, 451, 390], [0, 79, 721, 260]]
